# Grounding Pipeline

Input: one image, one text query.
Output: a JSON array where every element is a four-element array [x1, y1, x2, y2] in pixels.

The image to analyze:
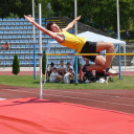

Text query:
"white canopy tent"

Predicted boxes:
[[45, 31, 126, 82]]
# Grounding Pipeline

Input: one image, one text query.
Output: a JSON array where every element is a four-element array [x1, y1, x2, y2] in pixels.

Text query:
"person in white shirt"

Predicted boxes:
[[65, 62, 74, 74], [64, 66, 75, 84], [58, 60, 66, 77], [49, 67, 63, 83], [46, 62, 57, 81]]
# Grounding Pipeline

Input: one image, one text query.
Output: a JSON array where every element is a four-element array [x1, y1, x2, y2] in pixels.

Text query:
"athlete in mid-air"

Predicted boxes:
[[24, 15, 119, 75]]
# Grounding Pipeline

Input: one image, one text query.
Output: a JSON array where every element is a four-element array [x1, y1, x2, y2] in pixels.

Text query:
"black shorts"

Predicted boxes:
[[80, 41, 97, 62]]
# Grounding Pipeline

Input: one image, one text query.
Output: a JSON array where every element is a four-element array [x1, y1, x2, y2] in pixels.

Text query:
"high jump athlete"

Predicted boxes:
[[24, 15, 119, 76]]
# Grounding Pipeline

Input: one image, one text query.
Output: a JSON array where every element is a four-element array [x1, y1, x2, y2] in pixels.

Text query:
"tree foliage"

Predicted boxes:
[[50, 0, 134, 32], [12, 54, 20, 75]]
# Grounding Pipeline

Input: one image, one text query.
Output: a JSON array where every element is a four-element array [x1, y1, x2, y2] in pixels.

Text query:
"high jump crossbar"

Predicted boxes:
[[45, 53, 134, 56]]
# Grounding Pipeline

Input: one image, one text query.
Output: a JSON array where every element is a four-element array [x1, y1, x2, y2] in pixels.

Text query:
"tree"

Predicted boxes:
[[50, 0, 134, 33], [12, 54, 20, 75], [42, 49, 46, 75]]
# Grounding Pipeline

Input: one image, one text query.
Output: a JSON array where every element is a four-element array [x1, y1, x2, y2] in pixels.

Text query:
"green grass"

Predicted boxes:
[[0, 75, 134, 89]]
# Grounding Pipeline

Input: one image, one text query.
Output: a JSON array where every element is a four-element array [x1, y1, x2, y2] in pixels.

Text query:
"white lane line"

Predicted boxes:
[[1, 89, 134, 107], [0, 98, 6, 100]]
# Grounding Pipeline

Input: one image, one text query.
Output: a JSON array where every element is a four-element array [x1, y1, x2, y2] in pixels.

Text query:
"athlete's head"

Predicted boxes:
[[46, 22, 61, 32]]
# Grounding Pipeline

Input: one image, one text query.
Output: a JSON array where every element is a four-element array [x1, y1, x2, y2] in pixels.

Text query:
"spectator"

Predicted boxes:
[[46, 62, 57, 81], [64, 66, 75, 84], [126, 30, 130, 43], [1, 42, 10, 51], [58, 60, 66, 77], [82, 60, 93, 83], [65, 62, 74, 74], [49, 67, 63, 83]]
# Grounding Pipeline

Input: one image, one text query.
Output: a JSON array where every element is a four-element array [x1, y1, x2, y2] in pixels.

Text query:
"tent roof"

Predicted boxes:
[[46, 31, 126, 46]]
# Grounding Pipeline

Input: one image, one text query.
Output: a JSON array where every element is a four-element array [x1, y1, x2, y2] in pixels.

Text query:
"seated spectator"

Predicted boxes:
[[2, 42, 10, 51], [79, 57, 93, 83], [46, 62, 57, 81], [82, 60, 93, 83], [64, 66, 75, 84], [58, 60, 66, 77], [49, 67, 63, 83], [65, 62, 74, 74]]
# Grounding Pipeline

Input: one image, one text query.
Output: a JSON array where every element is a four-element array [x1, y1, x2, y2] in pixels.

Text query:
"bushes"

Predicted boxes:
[[42, 49, 46, 75], [12, 54, 20, 75]]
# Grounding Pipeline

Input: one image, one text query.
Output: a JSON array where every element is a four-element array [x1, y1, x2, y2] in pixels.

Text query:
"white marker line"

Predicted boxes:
[[1, 89, 134, 107], [0, 98, 6, 100]]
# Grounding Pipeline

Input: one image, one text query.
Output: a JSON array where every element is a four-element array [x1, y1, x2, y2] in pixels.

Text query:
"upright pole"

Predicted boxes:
[[32, 0, 36, 79], [39, 3, 43, 99], [117, 0, 122, 79], [74, 0, 78, 84]]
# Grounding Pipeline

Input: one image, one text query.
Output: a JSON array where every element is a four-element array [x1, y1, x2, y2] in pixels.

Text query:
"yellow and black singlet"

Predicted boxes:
[[59, 30, 87, 53]]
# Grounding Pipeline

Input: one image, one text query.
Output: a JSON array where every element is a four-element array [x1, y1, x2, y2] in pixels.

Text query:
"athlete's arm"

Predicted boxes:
[[24, 15, 64, 43], [63, 15, 81, 31]]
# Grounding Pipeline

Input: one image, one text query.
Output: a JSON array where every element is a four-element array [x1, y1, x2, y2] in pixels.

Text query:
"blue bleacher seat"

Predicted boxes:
[[42, 22, 45, 25], [36, 60, 39, 64], [27, 35, 31, 38], [36, 55, 39, 59], [21, 18, 24, 21], [23, 30, 27, 34], [18, 30, 22, 34], [20, 40, 24, 43], [20, 22, 23, 25], [11, 50, 15, 53], [43, 39, 47, 43], [6, 22, 10, 25], [24, 26, 27, 29], [9, 30, 13, 34], [17, 45, 20, 48], [1, 40, 6, 43], [8, 35, 12, 39], [11, 26, 14, 29], [3, 18, 6, 21], [25, 55, 29, 59], [11, 45, 16, 49], [26, 45, 30, 48], [22, 35, 26, 38], [66, 49, 70, 53], [0, 35, 2, 39], [3, 35, 7, 39], [9, 55, 14, 59], [36, 35, 39, 38], [11, 18, 16, 21], [12, 35, 17, 38], [6, 26, 10, 29], [27, 30, 32, 33], [26, 50, 30, 53], [16, 50, 20, 54], [18, 35, 21, 38], [48, 39, 52, 42], [21, 45, 25, 48], [0, 30, 3, 34], [36, 30, 39, 33], [48, 60, 51, 64], [0, 50, 4, 54], [2, 22, 6, 25], [24, 40, 28, 43], [24, 22, 28, 25], [30, 55, 33, 59], [5, 50, 10, 54], [29, 40, 33, 43], [22, 61, 26, 65], [0, 18, 2, 21], [28, 22, 32, 25], [35, 40, 38, 43], [20, 55, 24, 59], [35, 50, 39, 54], [28, 26, 32, 29], [36, 45, 39, 48], [7, 18, 11, 21], [42, 18, 45, 21], [61, 49, 65, 53], [16, 40, 20, 43], [15, 26, 19, 29], [26, 61, 30, 65], [4, 30, 8, 34], [14, 30, 18, 34], [0, 55, 3, 59], [1, 26, 5, 29], [4, 55, 9, 59], [16, 18, 20, 21], [56, 49, 60, 53], [11, 22, 15, 25], [11, 40, 15, 43], [5, 61, 11, 65], [70, 49, 74, 53], [50, 50, 55, 53]]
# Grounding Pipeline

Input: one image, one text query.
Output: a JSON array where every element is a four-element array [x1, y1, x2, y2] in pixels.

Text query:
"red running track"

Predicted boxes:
[[0, 71, 134, 75], [0, 97, 134, 134]]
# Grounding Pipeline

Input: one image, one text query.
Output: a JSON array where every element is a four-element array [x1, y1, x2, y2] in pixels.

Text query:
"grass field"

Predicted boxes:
[[0, 75, 133, 89]]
